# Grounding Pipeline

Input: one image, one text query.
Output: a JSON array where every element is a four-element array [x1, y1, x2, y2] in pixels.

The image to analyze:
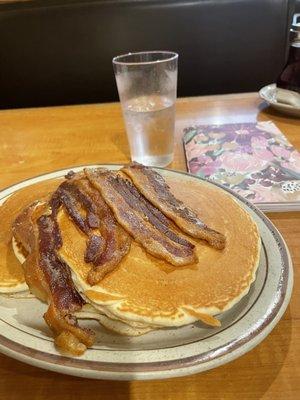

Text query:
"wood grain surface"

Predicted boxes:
[[0, 93, 299, 399]]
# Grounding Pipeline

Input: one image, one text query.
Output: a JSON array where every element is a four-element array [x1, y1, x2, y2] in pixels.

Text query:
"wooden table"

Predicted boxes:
[[0, 93, 299, 399]]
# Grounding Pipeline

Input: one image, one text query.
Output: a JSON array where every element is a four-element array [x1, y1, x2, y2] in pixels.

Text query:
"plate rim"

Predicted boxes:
[[0, 164, 293, 380]]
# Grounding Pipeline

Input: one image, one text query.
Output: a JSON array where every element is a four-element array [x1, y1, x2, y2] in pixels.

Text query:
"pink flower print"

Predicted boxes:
[[219, 151, 267, 174], [270, 145, 291, 160], [200, 157, 222, 176], [252, 148, 274, 161], [189, 161, 200, 174], [251, 136, 269, 149], [189, 154, 211, 174], [190, 161, 202, 174], [281, 150, 300, 173], [190, 154, 221, 176]]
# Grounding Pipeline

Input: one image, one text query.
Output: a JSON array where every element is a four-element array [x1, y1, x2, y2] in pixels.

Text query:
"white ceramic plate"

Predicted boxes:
[[259, 83, 300, 117], [0, 165, 293, 380]]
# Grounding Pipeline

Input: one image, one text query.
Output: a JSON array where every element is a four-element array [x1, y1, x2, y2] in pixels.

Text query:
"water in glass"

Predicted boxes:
[[123, 95, 175, 167]]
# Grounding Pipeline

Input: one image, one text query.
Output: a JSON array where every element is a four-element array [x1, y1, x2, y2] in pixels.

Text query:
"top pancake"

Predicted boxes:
[[0, 178, 62, 293], [57, 173, 261, 327]]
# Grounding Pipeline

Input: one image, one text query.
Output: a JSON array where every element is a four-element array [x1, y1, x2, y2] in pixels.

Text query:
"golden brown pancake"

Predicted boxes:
[[0, 178, 62, 293], [57, 174, 260, 328], [2, 172, 260, 334]]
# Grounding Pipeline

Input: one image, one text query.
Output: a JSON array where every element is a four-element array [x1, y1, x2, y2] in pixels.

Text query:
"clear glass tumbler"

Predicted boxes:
[[113, 51, 178, 167]]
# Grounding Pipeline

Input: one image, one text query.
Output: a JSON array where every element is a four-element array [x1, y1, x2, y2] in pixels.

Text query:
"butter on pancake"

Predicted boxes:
[[57, 175, 260, 331]]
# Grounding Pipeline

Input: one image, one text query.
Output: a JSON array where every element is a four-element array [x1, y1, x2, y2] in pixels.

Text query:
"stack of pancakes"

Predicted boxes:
[[0, 164, 260, 353]]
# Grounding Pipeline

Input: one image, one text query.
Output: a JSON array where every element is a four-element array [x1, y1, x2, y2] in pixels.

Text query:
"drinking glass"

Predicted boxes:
[[113, 51, 178, 167]]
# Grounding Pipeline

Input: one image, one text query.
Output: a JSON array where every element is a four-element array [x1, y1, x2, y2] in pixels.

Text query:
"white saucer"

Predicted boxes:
[[259, 84, 300, 118]]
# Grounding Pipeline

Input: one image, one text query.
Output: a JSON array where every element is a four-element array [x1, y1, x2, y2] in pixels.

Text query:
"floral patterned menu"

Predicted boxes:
[[183, 121, 300, 210]]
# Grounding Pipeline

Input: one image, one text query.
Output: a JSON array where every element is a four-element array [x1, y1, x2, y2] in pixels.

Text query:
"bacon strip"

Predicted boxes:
[[85, 168, 197, 266], [12, 174, 132, 354], [122, 163, 226, 249], [12, 203, 95, 355], [54, 176, 131, 286]]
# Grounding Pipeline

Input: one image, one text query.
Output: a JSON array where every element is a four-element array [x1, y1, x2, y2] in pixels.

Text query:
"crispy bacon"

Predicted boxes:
[[122, 163, 226, 249], [12, 175, 131, 354], [85, 168, 197, 266], [12, 202, 95, 355], [55, 177, 131, 285], [11, 164, 227, 355]]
